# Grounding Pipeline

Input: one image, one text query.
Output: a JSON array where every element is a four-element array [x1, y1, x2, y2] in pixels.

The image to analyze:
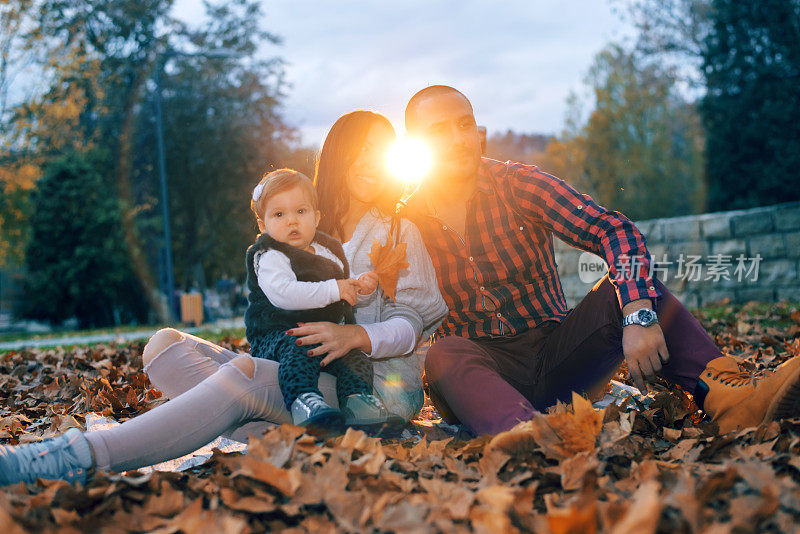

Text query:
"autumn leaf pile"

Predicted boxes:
[[2, 302, 800, 532]]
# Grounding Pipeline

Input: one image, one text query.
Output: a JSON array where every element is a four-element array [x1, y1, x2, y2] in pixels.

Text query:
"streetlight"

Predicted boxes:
[[153, 48, 240, 320]]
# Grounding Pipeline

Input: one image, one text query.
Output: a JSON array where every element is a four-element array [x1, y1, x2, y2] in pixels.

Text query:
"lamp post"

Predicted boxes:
[[153, 48, 240, 320]]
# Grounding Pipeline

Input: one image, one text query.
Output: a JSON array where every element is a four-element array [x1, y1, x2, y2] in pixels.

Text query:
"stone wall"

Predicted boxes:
[[555, 201, 800, 308]]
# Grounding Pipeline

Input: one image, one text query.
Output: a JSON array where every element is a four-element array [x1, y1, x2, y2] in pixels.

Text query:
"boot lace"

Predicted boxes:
[[705, 367, 752, 387]]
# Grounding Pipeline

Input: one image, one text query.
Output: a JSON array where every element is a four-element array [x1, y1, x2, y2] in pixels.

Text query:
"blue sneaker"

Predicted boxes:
[[0, 428, 94, 486], [290, 392, 345, 435]]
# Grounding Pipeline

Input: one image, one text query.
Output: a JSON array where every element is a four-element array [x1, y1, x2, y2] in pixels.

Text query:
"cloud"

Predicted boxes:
[[173, 0, 636, 144]]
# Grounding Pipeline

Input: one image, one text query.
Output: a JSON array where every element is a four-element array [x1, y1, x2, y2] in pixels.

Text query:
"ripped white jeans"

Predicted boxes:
[[83, 329, 339, 472]]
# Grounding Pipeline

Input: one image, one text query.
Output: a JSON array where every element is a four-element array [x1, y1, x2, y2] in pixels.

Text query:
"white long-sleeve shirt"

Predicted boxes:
[[254, 242, 417, 359], [255, 244, 342, 310]]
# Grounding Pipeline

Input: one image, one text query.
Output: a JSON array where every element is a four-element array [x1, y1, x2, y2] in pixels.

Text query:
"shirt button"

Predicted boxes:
[[496, 313, 502, 318], [649, 286, 655, 290], [479, 286, 485, 291], [519, 226, 523, 231], [442, 225, 447, 230], [577, 205, 583, 209], [468, 256, 474, 262]]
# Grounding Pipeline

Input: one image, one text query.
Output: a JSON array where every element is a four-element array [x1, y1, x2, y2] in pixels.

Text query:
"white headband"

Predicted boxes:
[[252, 182, 266, 203]]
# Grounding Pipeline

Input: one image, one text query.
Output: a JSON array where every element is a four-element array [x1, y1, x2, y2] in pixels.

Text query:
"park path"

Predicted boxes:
[[0, 318, 244, 351]]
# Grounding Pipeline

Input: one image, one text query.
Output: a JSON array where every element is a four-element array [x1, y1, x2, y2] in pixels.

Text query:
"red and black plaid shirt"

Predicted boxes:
[[410, 158, 661, 339]]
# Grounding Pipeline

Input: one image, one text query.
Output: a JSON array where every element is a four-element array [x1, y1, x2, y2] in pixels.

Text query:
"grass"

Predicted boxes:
[[0, 322, 246, 347], [2, 300, 797, 349]]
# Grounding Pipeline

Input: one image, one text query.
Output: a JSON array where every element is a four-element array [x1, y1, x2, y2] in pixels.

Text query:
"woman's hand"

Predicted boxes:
[[287, 322, 372, 366]]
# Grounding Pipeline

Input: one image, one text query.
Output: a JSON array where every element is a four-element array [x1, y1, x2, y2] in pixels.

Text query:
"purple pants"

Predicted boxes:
[[424, 275, 723, 435]]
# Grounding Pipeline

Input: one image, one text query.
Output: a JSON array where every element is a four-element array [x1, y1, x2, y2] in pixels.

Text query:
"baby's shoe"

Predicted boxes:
[[0, 428, 94, 487], [341, 393, 404, 427], [290, 392, 345, 435]]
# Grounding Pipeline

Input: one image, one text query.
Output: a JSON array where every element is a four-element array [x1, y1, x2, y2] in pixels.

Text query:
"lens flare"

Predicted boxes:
[[385, 136, 432, 185]]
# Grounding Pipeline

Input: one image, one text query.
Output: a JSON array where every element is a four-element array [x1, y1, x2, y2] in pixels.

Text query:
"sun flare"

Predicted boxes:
[[385, 136, 432, 185]]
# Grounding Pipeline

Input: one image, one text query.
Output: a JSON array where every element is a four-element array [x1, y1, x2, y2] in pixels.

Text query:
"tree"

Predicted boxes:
[[20, 151, 149, 327], [624, 0, 800, 210], [5, 0, 293, 322], [701, 0, 800, 210], [129, 0, 292, 288], [539, 45, 706, 221], [485, 131, 553, 165], [621, 0, 712, 88]]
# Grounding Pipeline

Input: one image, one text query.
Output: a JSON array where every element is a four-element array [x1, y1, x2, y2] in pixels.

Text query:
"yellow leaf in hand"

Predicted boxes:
[[367, 235, 410, 301]]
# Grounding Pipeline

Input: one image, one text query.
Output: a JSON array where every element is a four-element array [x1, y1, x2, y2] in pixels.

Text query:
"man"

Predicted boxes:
[[405, 85, 800, 436]]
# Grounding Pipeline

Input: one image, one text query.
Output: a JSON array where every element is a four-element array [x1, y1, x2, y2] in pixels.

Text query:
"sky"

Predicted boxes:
[[172, 0, 637, 146]]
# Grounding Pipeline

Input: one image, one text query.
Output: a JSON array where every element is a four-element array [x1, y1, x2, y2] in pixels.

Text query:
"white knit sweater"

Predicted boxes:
[[343, 208, 448, 419]]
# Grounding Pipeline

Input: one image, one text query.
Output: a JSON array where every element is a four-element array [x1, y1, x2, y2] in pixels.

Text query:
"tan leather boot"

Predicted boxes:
[[697, 355, 800, 434]]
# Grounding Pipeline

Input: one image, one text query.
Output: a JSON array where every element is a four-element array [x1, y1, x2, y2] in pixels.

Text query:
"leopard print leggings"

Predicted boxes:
[[250, 330, 373, 409]]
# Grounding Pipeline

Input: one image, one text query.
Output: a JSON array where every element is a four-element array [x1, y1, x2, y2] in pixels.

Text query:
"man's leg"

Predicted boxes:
[[425, 336, 538, 436], [530, 274, 723, 410]]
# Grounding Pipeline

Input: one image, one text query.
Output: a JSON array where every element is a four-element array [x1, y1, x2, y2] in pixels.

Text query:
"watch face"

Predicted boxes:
[[638, 309, 655, 325]]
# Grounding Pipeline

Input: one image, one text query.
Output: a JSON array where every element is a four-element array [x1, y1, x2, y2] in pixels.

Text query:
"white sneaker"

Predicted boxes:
[[290, 392, 345, 434], [341, 393, 404, 427]]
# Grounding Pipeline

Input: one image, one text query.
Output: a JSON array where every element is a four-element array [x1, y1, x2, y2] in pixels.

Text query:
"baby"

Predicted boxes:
[[244, 168, 396, 432]]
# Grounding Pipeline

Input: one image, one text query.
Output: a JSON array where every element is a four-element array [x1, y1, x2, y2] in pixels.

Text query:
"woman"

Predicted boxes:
[[0, 111, 447, 486]]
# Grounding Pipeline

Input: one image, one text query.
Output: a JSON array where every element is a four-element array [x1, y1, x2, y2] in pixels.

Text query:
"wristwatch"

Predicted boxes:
[[622, 308, 658, 328]]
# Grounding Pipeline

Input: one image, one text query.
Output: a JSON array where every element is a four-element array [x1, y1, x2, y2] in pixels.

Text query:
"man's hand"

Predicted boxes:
[[336, 279, 359, 305], [621, 299, 670, 391], [356, 271, 379, 295]]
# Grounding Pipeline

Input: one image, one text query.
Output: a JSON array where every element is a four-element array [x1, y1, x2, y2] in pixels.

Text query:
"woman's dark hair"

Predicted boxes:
[[314, 110, 401, 240]]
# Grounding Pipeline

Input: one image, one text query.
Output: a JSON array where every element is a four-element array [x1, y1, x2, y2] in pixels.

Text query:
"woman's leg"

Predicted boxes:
[[142, 328, 240, 399], [84, 355, 338, 473]]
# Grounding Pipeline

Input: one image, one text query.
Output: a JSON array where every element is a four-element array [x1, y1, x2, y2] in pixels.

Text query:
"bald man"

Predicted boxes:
[[404, 85, 800, 436]]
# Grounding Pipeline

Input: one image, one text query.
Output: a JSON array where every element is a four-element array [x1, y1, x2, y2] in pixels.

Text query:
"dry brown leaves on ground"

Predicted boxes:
[[2, 301, 800, 532]]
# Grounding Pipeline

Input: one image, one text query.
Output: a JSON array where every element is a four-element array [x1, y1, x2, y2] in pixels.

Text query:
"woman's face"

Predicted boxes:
[[344, 121, 396, 207]]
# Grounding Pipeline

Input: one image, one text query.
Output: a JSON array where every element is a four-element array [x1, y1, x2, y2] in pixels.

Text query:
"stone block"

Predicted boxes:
[[732, 211, 773, 236], [662, 218, 701, 242], [647, 243, 668, 260], [776, 286, 800, 302], [668, 240, 709, 260], [756, 259, 798, 286], [735, 287, 775, 303], [636, 220, 663, 242], [555, 254, 577, 275], [785, 232, 800, 258], [556, 249, 583, 275], [711, 239, 747, 256], [775, 204, 800, 231], [747, 233, 787, 259], [701, 214, 732, 239]]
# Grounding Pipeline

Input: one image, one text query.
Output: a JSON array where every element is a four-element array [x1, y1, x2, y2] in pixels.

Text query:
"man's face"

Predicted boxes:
[[410, 92, 483, 186]]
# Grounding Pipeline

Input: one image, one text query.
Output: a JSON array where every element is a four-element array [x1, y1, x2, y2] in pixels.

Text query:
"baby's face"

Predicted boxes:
[[261, 186, 320, 251]]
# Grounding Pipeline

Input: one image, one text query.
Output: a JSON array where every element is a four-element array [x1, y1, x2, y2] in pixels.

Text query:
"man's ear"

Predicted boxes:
[[257, 219, 266, 233]]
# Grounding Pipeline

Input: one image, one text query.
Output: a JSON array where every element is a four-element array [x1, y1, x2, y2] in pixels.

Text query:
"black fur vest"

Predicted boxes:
[[244, 230, 355, 343]]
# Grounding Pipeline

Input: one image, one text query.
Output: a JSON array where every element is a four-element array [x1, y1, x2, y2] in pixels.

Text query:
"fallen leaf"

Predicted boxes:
[[367, 235, 409, 301]]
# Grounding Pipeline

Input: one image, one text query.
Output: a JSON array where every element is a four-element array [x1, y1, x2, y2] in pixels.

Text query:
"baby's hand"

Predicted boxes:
[[356, 271, 379, 295], [336, 279, 359, 306]]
